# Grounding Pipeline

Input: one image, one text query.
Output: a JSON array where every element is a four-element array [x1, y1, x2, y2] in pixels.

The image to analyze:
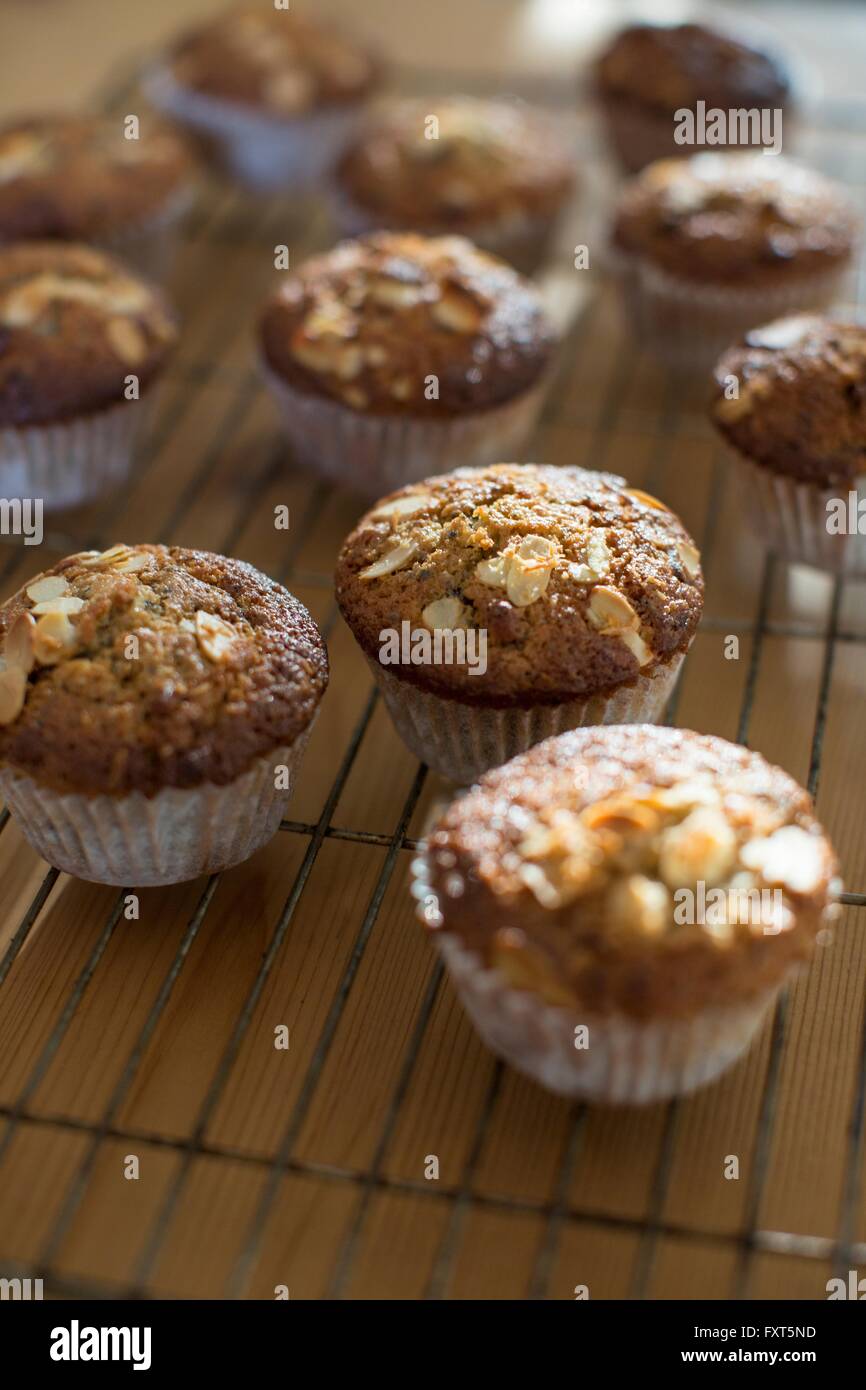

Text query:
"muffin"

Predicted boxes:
[[259, 233, 558, 497], [0, 115, 196, 281], [332, 96, 575, 274], [145, 5, 379, 190], [711, 314, 866, 575], [335, 463, 703, 784], [611, 153, 858, 370], [0, 545, 328, 886], [593, 21, 793, 174], [0, 243, 177, 510], [412, 725, 841, 1102]]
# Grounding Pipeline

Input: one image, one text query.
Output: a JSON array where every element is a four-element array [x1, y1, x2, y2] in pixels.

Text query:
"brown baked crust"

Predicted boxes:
[[0, 545, 328, 797], [0, 243, 177, 427], [594, 22, 790, 115], [335, 464, 703, 706], [422, 725, 840, 1020], [259, 232, 557, 418], [0, 115, 193, 242], [711, 315, 866, 486], [334, 97, 574, 234], [167, 6, 378, 114], [612, 154, 858, 286]]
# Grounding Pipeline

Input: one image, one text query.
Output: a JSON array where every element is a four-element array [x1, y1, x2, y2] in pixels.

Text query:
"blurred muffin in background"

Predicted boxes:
[[332, 96, 575, 274], [0, 545, 328, 886], [610, 153, 858, 371], [593, 21, 794, 174], [0, 115, 196, 281], [711, 314, 866, 576], [146, 4, 379, 190], [259, 232, 559, 497], [0, 242, 177, 510]]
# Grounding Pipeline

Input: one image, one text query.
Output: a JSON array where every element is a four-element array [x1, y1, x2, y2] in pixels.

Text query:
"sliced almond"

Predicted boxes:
[[475, 555, 508, 588], [658, 808, 737, 889], [195, 610, 237, 664], [505, 535, 558, 608], [741, 825, 826, 896], [370, 493, 432, 525], [421, 597, 468, 630], [624, 487, 669, 512], [358, 540, 418, 580], [5, 611, 35, 674], [430, 286, 483, 333], [0, 665, 27, 725], [31, 595, 85, 616], [25, 576, 68, 604], [303, 300, 357, 342], [368, 277, 429, 310], [33, 610, 76, 666], [587, 586, 639, 633], [115, 551, 150, 574], [79, 544, 134, 569], [618, 627, 653, 667], [677, 541, 701, 580], [106, 317, 147, 364], [585, 530, 611, 579], [608, 874, 669, 936]]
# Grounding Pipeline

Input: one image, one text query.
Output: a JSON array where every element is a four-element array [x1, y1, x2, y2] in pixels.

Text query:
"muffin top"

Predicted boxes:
[[335, 464, 703, 707], [420, 725, 839, 1019], [0, 545, 328, 797], [166, 5, 377, 114], [335, 97, 574, 233], [260, 232, 557, 418], [0, 115, 193, 242], [711, 315, 866, 486], [0, 243, 177, 427], [594, 22, 790, 114], [612, 154, 857, 285]]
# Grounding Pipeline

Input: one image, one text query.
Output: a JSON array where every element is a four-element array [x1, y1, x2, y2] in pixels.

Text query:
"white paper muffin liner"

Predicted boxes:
[[727, 444, 866, 576], [0, 729, 312, 887], [98, 183, 197, 284], [614, 252, 850, 372], [327, 183, 563, 276], [410, 853, 786, 1103], [366, 649, 685, 785], [261, 362, 552, 497], [0, 391, 158, 512], [145, 64, 361, 190]]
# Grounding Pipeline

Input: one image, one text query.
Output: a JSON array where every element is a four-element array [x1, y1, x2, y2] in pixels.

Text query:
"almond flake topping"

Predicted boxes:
[[421, 597, 468, 630], [195, 611, 237, 665], [4, 612, 35, 675], [677, 541, 701, 580], [31, 595, 85, 616], [370, 493, 432, 525], [0, 666, 26, 725], [359, 540, 419, 580], [32, 610, 76, 666], [25, 576, 68, 604], [741, 826, 826, 895]]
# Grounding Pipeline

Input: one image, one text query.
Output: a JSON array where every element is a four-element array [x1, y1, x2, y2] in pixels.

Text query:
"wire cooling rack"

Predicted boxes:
[[0, 64, 864, 1301]]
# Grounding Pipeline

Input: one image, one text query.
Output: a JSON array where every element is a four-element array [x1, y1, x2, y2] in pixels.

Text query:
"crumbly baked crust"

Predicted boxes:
[[0, 243, 177, 427], [260, 232, 556, 417], [335, 464, 703, 706], [594, 22, 790, 115], [711, 315, 866, 486], [167, 6, 377, 114], [0, 545, 328, 797], [612, 154, 857, 286], [423, 725, 839, 1019], [335, 97, 574, 234], [0, 115, 193, 242]]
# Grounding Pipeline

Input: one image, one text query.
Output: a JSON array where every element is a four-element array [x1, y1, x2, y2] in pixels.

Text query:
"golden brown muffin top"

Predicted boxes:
[[594, 22, 790, 115], [335, 464, 703, 707], [0, 243, 177, 426], [335, 97, 574, 233], [711, 315, 866, 486], [421, 725, 840, 1020], [167, 5, 378, 114], [0, 115, 194, 242], [0, 546, 328, 797], [612, 154, 858, 286], [260, 232, 557, 418]]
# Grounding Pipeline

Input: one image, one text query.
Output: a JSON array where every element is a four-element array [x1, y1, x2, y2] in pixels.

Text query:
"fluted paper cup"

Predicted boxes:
[[727, 444, 866, 576], [367, 650, 685, 785], [410, 853, 784, 1103], [0, 391, 158, 512], [0, 729, 312, 887], [262, 361, 552, 498], [614, 252, 851, 372], [145, 64, 360, 190]]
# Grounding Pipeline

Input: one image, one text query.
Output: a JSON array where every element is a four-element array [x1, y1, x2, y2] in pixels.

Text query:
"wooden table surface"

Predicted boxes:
[[0, 0, 864, 1300]]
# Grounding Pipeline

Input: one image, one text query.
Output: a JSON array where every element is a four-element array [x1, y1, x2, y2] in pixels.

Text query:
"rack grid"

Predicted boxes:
[[0, 63, 864, 1301]]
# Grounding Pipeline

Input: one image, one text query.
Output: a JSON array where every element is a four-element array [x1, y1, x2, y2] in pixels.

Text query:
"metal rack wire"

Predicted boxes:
[[0, 64, 864, 1300]]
